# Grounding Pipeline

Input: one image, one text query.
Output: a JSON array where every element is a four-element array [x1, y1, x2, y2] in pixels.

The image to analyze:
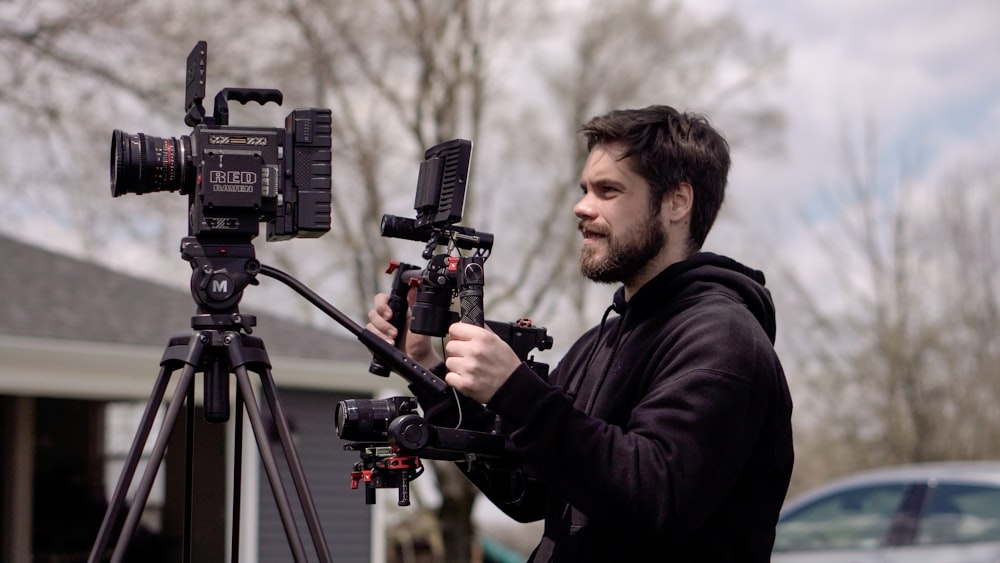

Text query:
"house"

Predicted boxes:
[[0, 233, 404, 562]]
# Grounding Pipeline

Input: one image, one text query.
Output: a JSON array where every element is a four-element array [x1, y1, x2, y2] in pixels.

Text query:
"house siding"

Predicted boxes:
[[257, 388, 374, 563]]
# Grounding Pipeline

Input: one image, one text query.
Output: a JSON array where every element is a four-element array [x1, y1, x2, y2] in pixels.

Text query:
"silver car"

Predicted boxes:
[[771, 461, 1000, 562]]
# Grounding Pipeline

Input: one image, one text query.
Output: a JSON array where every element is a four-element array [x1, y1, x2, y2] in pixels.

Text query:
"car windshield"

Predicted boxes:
[[773, 483, 907, 552]]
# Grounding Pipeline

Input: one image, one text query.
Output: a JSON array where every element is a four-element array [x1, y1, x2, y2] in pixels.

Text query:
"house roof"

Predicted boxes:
[[0, 233, 370, 363]]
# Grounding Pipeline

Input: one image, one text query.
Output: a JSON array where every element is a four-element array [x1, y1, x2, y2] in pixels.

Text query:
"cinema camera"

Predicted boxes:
[[338, 138, 553, 506], [110, 40, 332, 241]]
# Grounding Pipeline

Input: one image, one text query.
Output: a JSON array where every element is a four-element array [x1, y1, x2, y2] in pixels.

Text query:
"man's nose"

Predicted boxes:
[[574, 191, 596, 219]]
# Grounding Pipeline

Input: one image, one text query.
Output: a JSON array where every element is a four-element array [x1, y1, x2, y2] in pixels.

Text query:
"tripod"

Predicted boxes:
[[88, 237, 333, 563]]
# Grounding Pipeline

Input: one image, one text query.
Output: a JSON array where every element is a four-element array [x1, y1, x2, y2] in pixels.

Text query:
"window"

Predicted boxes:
[[915, 484, 1000, 545], [103, 401, 166, 533], [773, 484, 908, 552]]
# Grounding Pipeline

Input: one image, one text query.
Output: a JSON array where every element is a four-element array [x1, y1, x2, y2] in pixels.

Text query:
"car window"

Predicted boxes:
[[915, 484, 1000, 545], [773, 483, 908, 552]]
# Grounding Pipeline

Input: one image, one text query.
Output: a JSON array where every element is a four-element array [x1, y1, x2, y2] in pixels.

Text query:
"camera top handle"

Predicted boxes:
[[184, 40, 283, 128]]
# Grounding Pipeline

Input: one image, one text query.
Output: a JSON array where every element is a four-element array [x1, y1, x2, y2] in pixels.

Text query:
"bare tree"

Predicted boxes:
[[777, 120, 1000, 494], [0, 0, 786, 325], [0, 0, 291, 261], [484, 0, 787, 334], [925, 158, 1000, 458], [249, 4, 539, 560], [0, 0, 175, 253]]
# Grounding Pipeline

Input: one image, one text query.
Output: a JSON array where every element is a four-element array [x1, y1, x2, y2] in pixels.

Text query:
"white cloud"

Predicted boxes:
[[707, 0, 1000, 253]]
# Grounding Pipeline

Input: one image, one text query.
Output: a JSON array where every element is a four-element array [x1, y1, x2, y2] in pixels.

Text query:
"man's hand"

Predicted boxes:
[[366, 291, 441, 368], [444, 322, 522, 404]]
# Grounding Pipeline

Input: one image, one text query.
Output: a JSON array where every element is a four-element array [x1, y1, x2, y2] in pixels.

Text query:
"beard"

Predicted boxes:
[[579, 208, 666, 285]]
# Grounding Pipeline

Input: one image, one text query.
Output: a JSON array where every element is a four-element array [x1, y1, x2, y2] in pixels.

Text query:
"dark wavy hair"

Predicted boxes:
[[579, 105, 730, 252]]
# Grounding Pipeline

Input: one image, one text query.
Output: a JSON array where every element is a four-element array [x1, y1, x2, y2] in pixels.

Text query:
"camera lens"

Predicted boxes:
[[335, 397, 416, 442], [110, 130, 191, 197]]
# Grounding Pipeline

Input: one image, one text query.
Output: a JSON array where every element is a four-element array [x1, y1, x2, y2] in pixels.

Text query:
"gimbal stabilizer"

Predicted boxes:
[[336, 138, 553, 506]]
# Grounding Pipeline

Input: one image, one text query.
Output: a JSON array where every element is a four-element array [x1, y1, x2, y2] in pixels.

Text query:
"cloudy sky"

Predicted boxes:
[[701, 0, 999, 253]]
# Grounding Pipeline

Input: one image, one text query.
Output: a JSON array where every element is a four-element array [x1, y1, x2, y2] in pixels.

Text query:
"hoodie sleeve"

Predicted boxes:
[[484, 294, 782, 545]]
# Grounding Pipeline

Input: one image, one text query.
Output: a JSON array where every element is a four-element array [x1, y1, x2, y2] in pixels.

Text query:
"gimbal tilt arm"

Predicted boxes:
[[256, 265, 452, 397]]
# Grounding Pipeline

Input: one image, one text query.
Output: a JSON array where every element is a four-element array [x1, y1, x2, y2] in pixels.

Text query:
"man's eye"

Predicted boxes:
[[579, 184, 619, 196]]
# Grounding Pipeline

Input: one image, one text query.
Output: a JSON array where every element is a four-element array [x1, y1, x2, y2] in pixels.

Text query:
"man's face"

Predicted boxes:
[[575, 142, 667, 285]]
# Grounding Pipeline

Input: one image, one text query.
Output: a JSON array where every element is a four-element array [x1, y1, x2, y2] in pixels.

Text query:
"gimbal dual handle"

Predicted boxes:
[[458, 256, 486, 327], [368, 254, 484, 377]]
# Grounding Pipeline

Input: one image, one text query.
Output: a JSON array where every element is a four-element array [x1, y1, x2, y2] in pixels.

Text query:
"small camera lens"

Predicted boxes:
[[335, 397, 416, 442]]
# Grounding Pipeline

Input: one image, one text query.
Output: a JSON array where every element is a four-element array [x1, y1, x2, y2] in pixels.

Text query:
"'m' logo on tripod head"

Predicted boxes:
[[208, 274, 233, 299]]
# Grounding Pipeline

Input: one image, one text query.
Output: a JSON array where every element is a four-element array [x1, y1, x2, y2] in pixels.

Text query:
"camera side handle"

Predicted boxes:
[[370, 262, 421, 377]]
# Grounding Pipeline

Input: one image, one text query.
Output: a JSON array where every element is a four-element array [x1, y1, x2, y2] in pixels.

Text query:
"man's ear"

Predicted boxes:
[[667, 182, 694, 223]]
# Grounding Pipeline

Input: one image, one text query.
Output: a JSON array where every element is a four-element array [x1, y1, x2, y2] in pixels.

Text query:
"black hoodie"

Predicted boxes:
[[424, 252, 794, 562]]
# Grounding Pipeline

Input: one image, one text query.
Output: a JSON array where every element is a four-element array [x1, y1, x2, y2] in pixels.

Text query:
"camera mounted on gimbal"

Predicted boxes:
[[340, 138, 553, 506]]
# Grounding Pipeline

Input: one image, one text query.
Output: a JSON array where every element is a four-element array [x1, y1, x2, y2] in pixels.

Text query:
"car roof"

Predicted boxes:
[[782, 461, 1000, 515]]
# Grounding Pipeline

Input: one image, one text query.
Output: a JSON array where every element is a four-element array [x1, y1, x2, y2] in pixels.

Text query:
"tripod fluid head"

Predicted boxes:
[[178, 235, 262, 424], [181, 236, 259, 315]]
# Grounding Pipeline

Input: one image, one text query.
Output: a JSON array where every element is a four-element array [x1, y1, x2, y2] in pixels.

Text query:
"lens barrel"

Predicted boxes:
[[110, 130, 190, 197], [335, 397, 417, 442]]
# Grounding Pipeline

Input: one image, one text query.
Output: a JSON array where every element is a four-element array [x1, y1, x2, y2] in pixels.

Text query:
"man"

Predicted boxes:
[[368, 105, 793, 561]]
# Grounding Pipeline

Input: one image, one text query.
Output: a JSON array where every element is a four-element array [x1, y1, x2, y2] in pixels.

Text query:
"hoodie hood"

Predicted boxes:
[[612, 252, 777, 343]]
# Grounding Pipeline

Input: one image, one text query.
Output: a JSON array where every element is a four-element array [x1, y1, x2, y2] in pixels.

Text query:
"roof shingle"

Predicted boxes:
[[0, 234, 369, 362]]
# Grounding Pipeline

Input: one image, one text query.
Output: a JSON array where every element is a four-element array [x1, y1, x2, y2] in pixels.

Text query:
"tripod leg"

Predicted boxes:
[[183, 378, 196, 563], [255, 365, 334, 563], [88, 363, 175, 563], [110, 365, 197, 563], [234, 368, 310, 563], [231, 387, 245, 563]]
